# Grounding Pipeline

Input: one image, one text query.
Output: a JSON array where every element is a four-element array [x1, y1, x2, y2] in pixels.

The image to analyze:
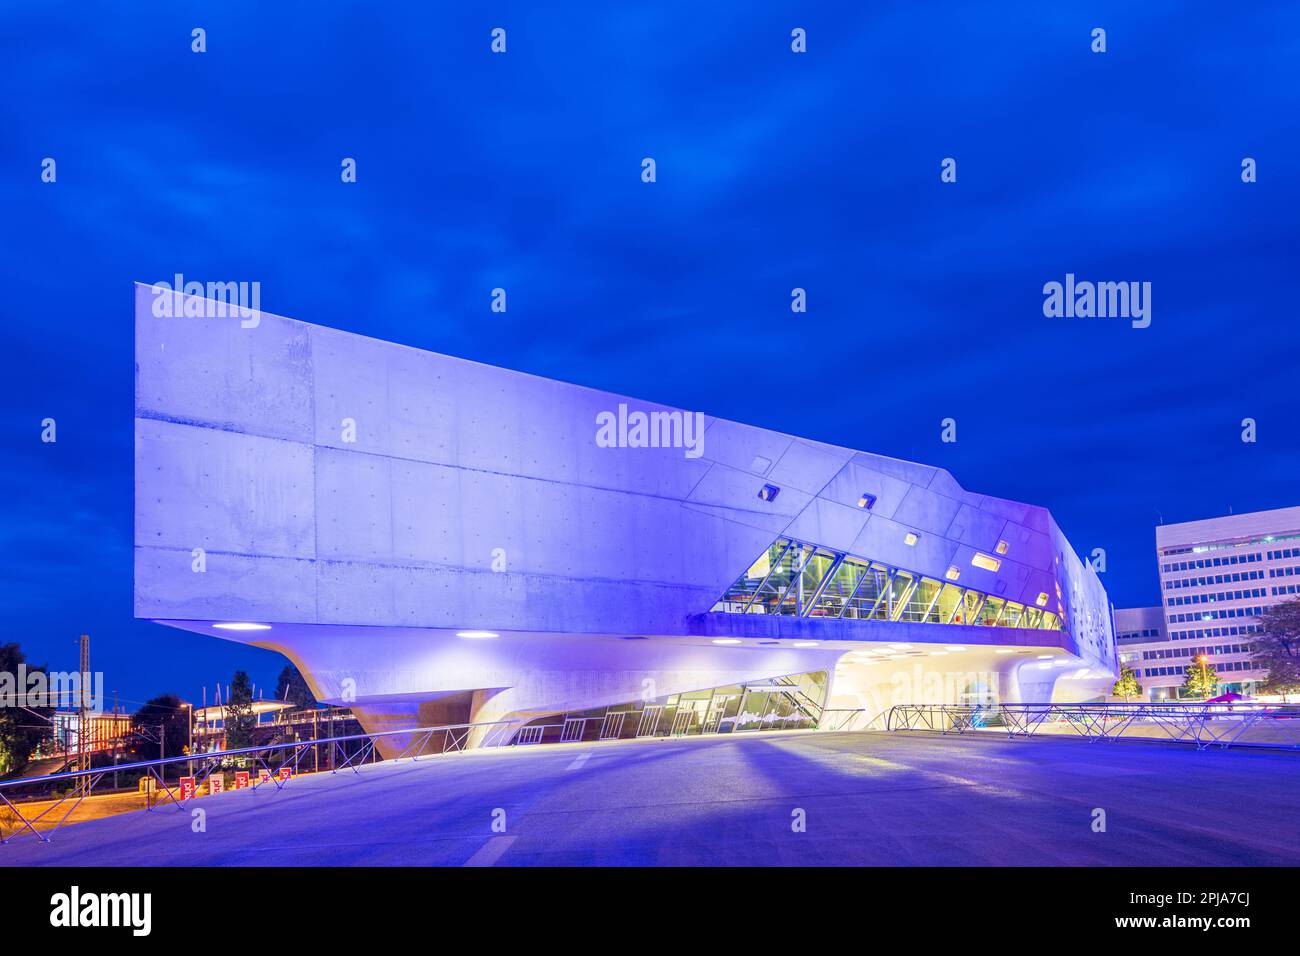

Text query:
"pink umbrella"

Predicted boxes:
[[1206, 692, 1245, 703]]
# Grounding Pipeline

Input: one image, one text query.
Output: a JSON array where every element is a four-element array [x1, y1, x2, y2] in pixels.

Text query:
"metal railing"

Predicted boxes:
[[885, 702, 1300, 751], [818, 708, 888, 732], [0, 718, 520, 846], [515, 725, 546, 745]]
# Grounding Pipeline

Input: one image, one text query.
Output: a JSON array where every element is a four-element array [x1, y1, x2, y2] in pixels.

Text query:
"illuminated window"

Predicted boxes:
[[971, 552, 1001, 572], [903, 532, 919, 546], [857, 492, 877, 510], [714, 537, 1058, 631], [995, 540, 1009, 555], [758, 484, 780, 502], [1035, 592, 1049, 607]]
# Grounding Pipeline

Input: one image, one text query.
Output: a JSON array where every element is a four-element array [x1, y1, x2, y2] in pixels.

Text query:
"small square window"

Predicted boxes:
[[1035, 592, 1049, 607], [857, 492, 877, 510], [945, 565, 961, 581], [758, 484, 780, 502], [903, 532, 919, 546], [972, 553, 1001, 572], [995, 540, 1009, 555]]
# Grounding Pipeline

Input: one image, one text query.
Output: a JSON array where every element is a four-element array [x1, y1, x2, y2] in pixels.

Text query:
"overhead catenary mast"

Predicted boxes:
[[77, 634, 90, 796]]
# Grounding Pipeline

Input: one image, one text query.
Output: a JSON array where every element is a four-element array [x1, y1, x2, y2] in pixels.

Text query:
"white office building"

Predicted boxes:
[[1115, 506, 1300, 700]]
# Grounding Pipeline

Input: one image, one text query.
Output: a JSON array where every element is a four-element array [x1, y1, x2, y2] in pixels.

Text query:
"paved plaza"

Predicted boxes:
[[4, 731, 1298, 866]]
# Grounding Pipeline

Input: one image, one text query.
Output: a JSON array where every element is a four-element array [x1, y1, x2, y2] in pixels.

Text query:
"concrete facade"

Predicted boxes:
[[134, 284, 1117, 740]]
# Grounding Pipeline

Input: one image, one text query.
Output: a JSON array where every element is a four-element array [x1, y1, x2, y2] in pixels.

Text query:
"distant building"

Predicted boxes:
[[1115, 506, 1300, 700], [1115, 606, 1167, 645], [192, 701, 359, 751], [49, 711, 131, 756]]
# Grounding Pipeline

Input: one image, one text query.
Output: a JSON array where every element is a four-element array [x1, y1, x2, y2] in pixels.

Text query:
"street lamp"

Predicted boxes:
[[1197, 656, 1211, 699]]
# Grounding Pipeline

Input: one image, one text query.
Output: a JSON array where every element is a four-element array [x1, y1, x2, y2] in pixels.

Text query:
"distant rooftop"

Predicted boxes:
[[1156, 505, 1300, 551]]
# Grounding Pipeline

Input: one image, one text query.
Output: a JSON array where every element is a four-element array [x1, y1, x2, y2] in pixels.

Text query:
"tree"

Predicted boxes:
[[1253, 598, 1300, 694], [1111, 665, 1143, 702], [0, 643, 53, 776], [127, 694, 190, 764], [224, 670, 257, 749], [1180, 657, 1219, 700], [274, 664, 317, 708]]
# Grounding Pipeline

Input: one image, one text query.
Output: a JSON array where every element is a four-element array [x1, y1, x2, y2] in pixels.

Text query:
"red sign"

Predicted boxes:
[[234, 771, 250, 789], [277, 766, 292, 781], [208, 775, 224, 795], [179, 776, 196, 800], [257, 769, 271, 784]]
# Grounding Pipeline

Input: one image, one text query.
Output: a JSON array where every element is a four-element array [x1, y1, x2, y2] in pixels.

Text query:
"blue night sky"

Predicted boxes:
[[2, 3, 1298, 710]]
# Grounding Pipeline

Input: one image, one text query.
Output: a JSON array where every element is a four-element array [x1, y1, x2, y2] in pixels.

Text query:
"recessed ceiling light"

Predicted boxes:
[[456, 630, 499, 639], [1037, 654, 1052, 659], [995, 649, 1014, 654], [944, 646, 965, 652], [213, 622, 271, 631], [889, 643, 912, 650], [712, 638, 742, 645], [930, 651, 949, 656], [792, 641, 819, 647]]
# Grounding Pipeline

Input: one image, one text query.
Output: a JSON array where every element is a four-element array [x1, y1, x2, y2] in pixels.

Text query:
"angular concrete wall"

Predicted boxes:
[[135, 284, 1116, 728]]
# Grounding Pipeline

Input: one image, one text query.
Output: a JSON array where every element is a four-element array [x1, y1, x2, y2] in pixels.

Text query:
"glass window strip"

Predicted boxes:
[[867, 567, 896, 620], [936, 583, 965, 625], [920, 580, 945, 623], [747, 539, 801, 613], [774, 544, 816, 615], [735, 539, 795, 612], [803, 553, 845, 617], [834, 558, 872, 619], [841, 561, 884, 619], [889, 574, 918, 622], [714, 537, 1071, 632]]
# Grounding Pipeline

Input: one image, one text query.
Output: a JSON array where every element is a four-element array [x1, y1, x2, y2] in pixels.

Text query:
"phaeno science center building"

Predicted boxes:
[[134, 285, 1117, 747]]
